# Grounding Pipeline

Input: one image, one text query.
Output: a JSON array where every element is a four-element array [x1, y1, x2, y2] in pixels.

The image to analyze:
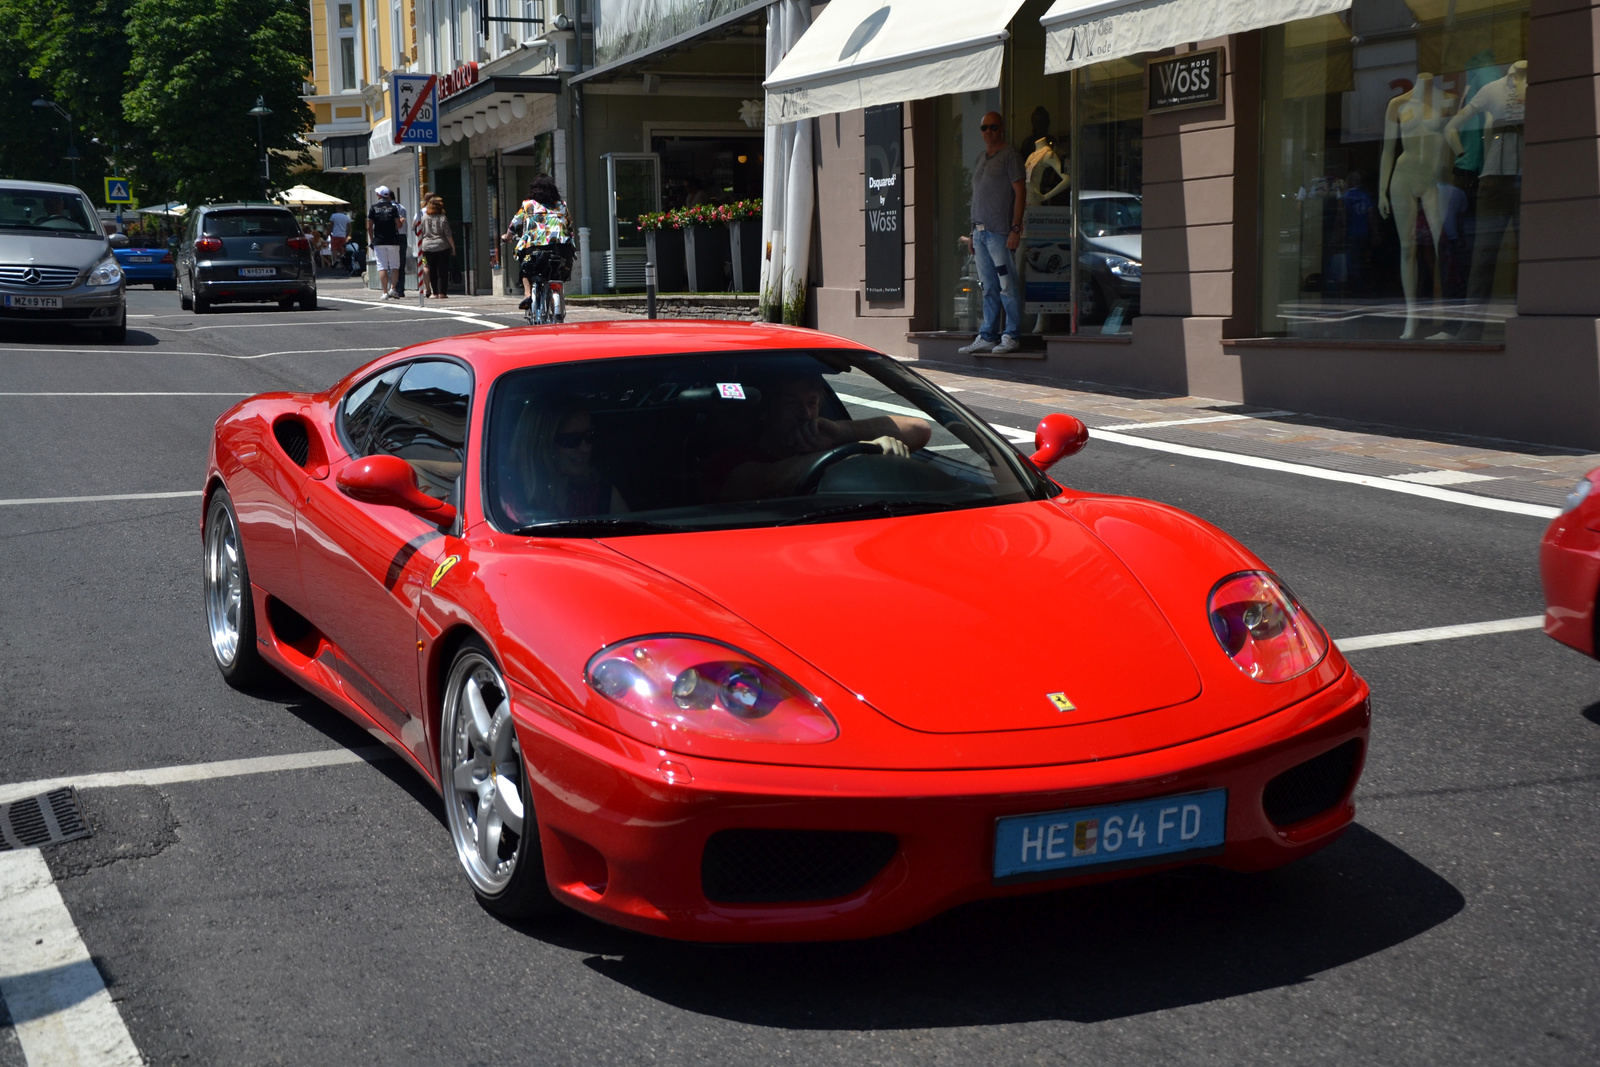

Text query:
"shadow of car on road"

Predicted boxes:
[[498, 824, 1461, 1028], [0, 325, 161, 346]]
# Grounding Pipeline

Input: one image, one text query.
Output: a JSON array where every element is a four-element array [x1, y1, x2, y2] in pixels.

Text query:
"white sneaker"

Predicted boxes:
[[992, 334, 1020, 354], [958, 336, 996, 354], [381, 291, 397, 300]]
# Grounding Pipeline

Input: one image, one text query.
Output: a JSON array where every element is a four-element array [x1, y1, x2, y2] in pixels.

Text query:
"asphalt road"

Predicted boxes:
[[0, 286, 1595, 1066]]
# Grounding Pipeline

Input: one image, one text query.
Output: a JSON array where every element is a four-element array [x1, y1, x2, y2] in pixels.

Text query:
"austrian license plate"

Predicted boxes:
[[239, 267, 276, 277], [128, 256, 152, 263], [3, 294, 63, 309], [993, 788, 1227, 882]]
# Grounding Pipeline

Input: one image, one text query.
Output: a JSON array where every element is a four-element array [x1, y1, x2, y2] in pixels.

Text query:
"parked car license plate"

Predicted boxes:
[[128, 255, 152, 263], [993, 788, 1227, 882], [3, 294, 64, 309], [239, 267, 276, 277]]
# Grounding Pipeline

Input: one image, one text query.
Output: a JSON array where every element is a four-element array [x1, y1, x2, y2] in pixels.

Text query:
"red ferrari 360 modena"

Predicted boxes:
[[1540, 467, 1600, 657], [202, 321, 1370, 941]]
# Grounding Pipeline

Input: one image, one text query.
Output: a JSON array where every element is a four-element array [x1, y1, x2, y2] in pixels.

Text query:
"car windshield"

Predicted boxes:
[[0, 189, 99, 234], [1079, 196, 1142, 237], [202, 211, 300, 237], [485, 348, 1058, 535]]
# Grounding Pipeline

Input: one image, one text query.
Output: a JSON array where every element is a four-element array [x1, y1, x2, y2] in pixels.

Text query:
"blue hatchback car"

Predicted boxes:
[[111, 239, 175, 289]]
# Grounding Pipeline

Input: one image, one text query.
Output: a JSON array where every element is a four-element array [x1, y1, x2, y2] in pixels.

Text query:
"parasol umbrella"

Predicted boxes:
[[275, 185, 349, 206]]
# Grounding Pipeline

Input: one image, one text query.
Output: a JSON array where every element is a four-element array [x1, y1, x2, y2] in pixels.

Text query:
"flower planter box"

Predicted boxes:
[[729, 218, 760, 293], [645, 230, 688, 293], [683, 224, 732, 293]]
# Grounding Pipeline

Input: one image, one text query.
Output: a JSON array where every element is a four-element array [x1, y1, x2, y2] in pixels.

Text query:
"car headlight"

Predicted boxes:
[[87, 257, 123, 287], [586, 634, 837, 743], [1106, 255, 1141, 279], [1208, 572, 1328, 682], [1563, 475, 1593, 514]]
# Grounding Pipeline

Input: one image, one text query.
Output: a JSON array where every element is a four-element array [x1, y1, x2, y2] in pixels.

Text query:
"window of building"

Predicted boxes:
[[391, 0, 404, 70], [369, 0, 382, 82], [1260, 0, 1530, 342], [336, 2, 359, 92]]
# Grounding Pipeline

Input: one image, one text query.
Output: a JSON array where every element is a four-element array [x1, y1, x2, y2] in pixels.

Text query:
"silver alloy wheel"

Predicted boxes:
[[442, 651, 527, 895], [204, 501, 244, 668]]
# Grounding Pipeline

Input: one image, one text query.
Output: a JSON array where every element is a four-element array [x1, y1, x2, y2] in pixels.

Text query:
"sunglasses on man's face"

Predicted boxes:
[[980, 123, 1002, 132], [554, 430, 595, 449]]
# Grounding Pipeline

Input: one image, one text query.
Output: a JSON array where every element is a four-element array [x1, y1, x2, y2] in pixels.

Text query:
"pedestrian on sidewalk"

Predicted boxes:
[[328, 207, 351, 266], [415, 195, 457, 299], [366, 186, 407, 298], [959, 111, 1026, 356]]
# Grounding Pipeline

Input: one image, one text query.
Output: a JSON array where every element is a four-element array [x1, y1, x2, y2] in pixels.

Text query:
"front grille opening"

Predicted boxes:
[[701, 829, 898, 904], [1263, 740, 1362, 828], [273, 418, 310, 467], [0, 788, 91, 850]]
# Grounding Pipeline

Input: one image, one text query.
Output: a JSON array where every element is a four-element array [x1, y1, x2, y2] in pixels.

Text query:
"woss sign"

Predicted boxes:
[[1147, 49, 1224, 114]]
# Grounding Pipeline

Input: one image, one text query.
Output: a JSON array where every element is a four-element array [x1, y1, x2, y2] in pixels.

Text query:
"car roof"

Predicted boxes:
[[1, 179, 92, 197], [353, 321, 879, 387]]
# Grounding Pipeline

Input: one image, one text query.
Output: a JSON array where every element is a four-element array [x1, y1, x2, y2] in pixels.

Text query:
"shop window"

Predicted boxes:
[[1260, 0, 1530, 342], [935, 46, 1142, 337]]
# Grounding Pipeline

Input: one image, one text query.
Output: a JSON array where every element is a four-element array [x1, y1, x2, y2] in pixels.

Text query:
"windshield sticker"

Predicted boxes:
[[430, 555, 461, 588], [1047, 692, 1076, 712], [717, 382, 746, 399]]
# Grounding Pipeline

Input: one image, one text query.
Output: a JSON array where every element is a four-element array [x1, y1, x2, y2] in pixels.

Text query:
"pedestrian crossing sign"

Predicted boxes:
[[104, 178, 133, 204]]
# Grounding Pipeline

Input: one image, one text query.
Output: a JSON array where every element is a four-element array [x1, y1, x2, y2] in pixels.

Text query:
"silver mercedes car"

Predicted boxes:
[[0, 180, 127, 343]]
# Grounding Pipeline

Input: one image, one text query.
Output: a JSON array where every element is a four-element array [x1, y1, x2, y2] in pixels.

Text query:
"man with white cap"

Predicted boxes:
[[366, 185, 408, 298]]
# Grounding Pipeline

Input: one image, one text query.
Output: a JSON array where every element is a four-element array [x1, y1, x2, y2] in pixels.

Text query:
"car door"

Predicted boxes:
[[297, 359, 470, 758]]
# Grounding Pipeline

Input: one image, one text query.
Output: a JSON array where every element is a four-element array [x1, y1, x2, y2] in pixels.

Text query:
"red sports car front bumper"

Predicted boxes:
[[1541, 509, 1600, 657], [511, 668, 1371, 942]]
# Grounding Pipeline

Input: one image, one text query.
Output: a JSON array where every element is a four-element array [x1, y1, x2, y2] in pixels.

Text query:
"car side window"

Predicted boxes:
[[367, 361, 472, 502], [340, 364, 406, 456]]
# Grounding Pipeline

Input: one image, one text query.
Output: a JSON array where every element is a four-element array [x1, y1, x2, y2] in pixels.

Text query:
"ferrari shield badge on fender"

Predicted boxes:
[[430, 555, 461, 588], [1047, 692, 1076, 712]]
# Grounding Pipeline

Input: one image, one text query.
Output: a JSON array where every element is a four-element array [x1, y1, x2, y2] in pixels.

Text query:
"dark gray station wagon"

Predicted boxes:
[[177, 204, 317, 313]]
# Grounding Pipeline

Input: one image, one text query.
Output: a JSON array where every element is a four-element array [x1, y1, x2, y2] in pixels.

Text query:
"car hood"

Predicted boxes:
[[0, 231, 108, 269], [606, 501, 1202, 734], [1084, 233, 1141, 262]]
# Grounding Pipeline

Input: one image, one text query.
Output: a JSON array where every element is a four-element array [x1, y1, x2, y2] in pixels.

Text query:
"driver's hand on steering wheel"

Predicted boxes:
[[869, 435, 909, 458]]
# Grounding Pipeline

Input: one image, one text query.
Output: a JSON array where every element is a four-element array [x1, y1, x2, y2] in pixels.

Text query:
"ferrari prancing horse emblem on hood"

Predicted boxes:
[[1047, 692, 1076, 712], [430, 555, 460, 588]]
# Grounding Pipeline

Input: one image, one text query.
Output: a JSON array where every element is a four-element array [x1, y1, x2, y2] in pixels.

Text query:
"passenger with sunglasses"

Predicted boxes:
[[959, 111, 1027, 356], [503, 397, 627, 524]]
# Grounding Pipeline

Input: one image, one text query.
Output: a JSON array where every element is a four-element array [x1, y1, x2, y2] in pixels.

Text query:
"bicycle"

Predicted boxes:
[[519, 249, 568, 326]]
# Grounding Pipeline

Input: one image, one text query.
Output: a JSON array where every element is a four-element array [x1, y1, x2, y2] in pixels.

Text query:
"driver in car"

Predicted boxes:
[[708, 373, 932, 501]]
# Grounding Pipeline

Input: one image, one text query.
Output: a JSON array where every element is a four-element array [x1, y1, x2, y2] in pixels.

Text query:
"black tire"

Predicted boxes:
[[278, 298, 295, 310], [194, 295, 212, 314], [440, 638, 556, 919], [179, 280, 193, 311], [203, 488, 271, 689], [298, 290, 317, 311]]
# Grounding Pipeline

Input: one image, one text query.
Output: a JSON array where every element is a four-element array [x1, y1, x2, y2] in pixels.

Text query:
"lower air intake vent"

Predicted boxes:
[[0, 788, 91, 850], [701, 829, 898, 904], [1263, 740, 1362, 828], [273, 419, 310, 467]]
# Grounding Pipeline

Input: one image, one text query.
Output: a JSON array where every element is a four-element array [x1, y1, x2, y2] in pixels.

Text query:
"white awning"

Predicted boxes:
[[764, 0, 1029, 124], [1041, 0, 1351, 74]]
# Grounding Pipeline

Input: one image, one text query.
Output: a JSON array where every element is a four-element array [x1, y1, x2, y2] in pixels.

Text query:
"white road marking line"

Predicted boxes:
[[144, 317, 440, 330], [322, 295, 507, 330], [834, 392, 927, 419], [0, 392, 249, 397], [1389, 469, 1501, 486], [0, 747, 395, 807], [1098, 410, 1297, 432], [1336, 615, 1545, 652], [0, 491, 202, 507], [0, 850, 143, 1066], [0, 346, 388, 359]]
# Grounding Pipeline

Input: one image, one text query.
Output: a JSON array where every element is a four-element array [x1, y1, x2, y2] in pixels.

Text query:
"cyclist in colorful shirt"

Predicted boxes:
[[501, 175, 573, 310]]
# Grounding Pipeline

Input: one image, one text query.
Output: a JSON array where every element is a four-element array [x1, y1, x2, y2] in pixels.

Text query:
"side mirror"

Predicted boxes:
[[1029, 413, 1089, 471], [337, 455, 458, 526], [109, 232, 129, 248]]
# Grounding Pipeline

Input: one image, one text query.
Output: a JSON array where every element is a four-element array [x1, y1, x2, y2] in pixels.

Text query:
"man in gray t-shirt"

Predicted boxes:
[[960, 112, 1027, 354]]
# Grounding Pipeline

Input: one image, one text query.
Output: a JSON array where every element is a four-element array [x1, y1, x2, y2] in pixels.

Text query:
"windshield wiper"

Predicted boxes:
[[776, 499, 969, 527], [512, 517, 683, 537]]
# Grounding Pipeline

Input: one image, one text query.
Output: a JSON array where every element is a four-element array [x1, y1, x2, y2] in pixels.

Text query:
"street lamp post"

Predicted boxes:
[[249, 96, 273, 202], [31, 98, 79, 187]]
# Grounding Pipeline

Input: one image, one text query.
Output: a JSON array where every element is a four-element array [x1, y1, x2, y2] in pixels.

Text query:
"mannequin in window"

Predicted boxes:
[[1444, 60, 1526, 340], [1379, 74, 1457, 339], [1024, 106, 1069, 207]]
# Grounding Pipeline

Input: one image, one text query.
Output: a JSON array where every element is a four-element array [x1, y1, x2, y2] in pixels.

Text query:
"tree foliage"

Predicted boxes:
[[125, 0, 314, 203]]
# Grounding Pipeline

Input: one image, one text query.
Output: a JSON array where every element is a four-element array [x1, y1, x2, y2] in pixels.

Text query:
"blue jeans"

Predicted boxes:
[[973, 228, 1021, 341]]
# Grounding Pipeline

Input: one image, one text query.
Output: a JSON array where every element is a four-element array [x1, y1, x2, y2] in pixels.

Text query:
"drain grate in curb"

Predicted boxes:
[[0, 787, 91, 850]]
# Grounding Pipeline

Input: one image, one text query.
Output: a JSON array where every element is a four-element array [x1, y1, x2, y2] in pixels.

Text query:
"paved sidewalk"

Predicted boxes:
[[317, 276, 1589, 511], [911, 360, 1592, 512]]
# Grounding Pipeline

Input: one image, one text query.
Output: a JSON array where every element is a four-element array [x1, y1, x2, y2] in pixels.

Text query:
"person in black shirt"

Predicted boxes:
[[366, 186, 408, 299]]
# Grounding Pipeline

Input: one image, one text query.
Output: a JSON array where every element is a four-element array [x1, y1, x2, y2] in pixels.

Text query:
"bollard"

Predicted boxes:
[[645, 260, 657, 320]]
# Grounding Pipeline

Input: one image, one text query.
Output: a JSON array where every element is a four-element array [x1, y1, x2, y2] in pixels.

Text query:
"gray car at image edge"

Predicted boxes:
[[0, 179, 128, 343]]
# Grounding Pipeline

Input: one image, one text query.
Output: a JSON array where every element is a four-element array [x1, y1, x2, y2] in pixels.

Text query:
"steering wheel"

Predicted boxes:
[[793, 441, 880, 495]]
